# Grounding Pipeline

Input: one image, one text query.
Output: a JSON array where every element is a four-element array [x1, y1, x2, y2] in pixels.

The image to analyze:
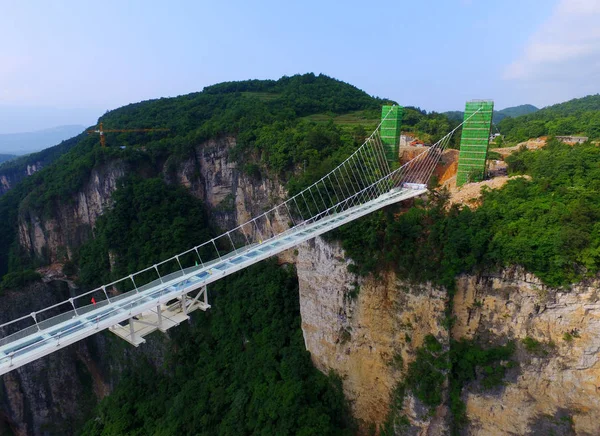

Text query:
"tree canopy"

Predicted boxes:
[[499, 95, 600, 141]]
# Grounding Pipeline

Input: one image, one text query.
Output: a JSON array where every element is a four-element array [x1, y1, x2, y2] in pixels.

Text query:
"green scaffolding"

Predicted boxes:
[[456, 100, 494, 186], [380, 105, 403, 170]]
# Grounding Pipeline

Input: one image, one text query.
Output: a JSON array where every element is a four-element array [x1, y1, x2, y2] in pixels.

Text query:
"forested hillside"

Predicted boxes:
[[0, 134, 85, 196], [444, 104, 538, 124], [499, 94, 600, 141], [497, 104, 538, 119], [0, 154, 15, 165], [336, 138, 600, 288]]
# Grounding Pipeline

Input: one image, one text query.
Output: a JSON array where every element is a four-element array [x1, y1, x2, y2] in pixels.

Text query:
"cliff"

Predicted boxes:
[[298, 239, 600, 435], [18, 161, 127, 262], [0, 162, 43, 196], [18, 136, 287, 265], [297, 236, 449, 434], [453, 269, 600, 435]]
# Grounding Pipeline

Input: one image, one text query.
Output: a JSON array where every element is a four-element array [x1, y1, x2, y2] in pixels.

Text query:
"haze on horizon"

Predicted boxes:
[[1, 0, 598, 133]]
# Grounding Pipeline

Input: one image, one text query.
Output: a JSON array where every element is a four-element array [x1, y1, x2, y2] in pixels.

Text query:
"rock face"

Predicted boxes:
[[297, 236, 448, 432], [298, 238, 600, 435], [0, 162, 43, 197], [18, 137, 289, 265], [170, 137, 289, 238], [453, 269, 600, 435], [18, 161, 127, 263]]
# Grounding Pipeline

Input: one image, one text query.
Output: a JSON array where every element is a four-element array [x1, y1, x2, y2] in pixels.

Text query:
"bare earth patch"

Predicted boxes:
[[443, 175, 531, 209]]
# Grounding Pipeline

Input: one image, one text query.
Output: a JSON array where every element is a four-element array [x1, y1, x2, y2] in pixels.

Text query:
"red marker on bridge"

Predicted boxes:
[[91, 297, 97, 305]]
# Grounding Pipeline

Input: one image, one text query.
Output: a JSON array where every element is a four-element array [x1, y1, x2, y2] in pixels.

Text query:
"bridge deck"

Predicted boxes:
[[0, 187, 425, 375]]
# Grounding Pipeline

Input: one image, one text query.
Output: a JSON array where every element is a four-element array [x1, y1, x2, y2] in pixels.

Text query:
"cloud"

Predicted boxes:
[[504, 0, 600, 92]]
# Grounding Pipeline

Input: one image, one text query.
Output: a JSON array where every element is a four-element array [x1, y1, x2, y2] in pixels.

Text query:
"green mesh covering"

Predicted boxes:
[[456, 100, 494, 186], [380, 105, 403, 170]]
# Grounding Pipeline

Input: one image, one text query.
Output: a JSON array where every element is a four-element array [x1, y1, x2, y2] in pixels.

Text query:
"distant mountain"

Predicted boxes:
[[497, 104, 539, 119], [443, 111, 465, 123], [443, 104, 539, 124], [0, 133, 85, 196], [0, 105, 98, 134], [498, 94, 600, 141], [0, 125, 86, 155], [0, 154, 16, 165]]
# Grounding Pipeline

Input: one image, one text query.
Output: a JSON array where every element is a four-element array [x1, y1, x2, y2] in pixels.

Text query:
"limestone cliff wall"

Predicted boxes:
[[297, 237, 449, 433], [453, 269, 600, 435], [298, 238, 600, 435], [18, 137, 288, 265], [170, 137, 289, 239], [0, 162, 43, 197], [18, 160, 127, 263]]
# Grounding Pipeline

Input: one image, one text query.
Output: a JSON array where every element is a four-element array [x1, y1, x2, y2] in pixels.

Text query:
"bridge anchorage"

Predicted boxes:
[[0, 104, 487, 375]]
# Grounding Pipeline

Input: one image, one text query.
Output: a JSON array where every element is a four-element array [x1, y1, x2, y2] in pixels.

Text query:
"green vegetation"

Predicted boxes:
[[522, 336, 554, 356], [335, 139, 600, 288], [81, 262, 353, 436], [76, 177, 213, 288], [497, 104, 539, 120], [0, 154, 16, 165], [449, 340, 515, 431], [0, 269, 41, 292], [499, 95, 600, 141], [405, 335, 448, 408], [445, 104, 538, 124], [402, 107, 459, 146], [382, 336, 514, 434], [563, 330, 580, 343]]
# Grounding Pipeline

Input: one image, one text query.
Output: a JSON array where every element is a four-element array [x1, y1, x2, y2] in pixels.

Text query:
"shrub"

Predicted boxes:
[[0, 270, 41, 291]]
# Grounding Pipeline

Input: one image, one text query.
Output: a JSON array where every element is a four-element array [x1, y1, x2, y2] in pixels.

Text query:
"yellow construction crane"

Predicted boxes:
[[87, 122, 169, 147]]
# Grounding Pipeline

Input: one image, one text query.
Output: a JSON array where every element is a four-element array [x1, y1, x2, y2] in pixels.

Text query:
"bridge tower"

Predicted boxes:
[[456, 100, 494, 186], [380, 105, 403, 169]]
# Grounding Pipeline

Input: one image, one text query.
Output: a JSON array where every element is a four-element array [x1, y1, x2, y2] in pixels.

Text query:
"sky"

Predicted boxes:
[[1, 0, 598, 133]]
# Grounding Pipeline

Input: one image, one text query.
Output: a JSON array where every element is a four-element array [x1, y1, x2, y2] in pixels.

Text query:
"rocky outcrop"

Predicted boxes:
[[453, 269, 600, 435], [170, 137, 289, 237], [18, 161, 127, 263], [298, 237, 600, 435], [18, 137, 289, 265], [0, 162, 43, 197], [297, 236, 448, 433]]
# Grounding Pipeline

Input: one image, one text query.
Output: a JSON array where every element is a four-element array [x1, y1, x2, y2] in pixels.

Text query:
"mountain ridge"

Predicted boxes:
[[444, 104, 539, 124]]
